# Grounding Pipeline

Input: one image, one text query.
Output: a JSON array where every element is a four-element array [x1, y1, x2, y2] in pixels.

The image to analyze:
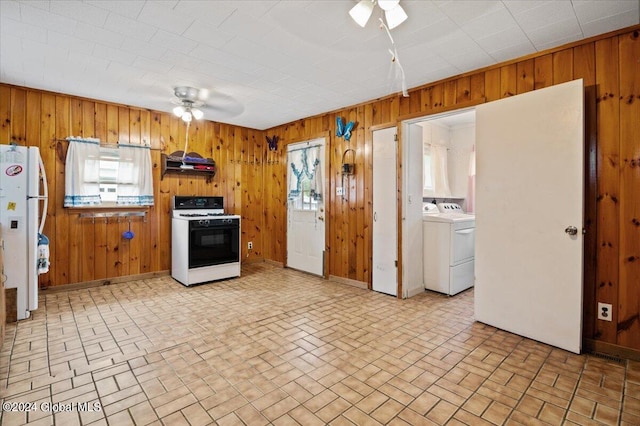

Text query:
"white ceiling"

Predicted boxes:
[[1, 1, 638, 130]]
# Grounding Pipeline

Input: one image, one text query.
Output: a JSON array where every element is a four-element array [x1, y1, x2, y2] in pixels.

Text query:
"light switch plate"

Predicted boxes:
[[336, 187, 343, 196]]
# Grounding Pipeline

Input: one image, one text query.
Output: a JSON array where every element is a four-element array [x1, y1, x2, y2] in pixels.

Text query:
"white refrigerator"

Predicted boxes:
[[0, 144, 48, 320]]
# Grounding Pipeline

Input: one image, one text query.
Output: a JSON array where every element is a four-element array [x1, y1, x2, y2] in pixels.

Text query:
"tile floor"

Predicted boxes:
[[0, 263, 638, 426]]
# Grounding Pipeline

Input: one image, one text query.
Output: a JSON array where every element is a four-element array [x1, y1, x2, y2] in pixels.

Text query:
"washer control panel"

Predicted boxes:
[[437, 203, 463, 213]]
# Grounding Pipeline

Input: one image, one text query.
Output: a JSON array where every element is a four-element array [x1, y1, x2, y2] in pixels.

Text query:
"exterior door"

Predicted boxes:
[[372, 127, 398, 296], [475, 79, 584, 353], [286, 139, 326, 276]]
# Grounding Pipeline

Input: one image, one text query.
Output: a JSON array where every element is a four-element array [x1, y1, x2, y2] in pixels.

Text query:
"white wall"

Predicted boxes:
[[449, 123, 475, 200], [419, 120, 475, 210], [404, 123, 426, 298]]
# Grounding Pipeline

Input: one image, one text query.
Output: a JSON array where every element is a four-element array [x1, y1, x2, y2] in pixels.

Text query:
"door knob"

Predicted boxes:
[[565, 226, 578, 236]]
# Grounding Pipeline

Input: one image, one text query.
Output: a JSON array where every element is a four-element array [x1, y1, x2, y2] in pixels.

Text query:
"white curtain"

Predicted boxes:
[[116, 143, 154, 206], [64, 138, 102, 207], [430, 144, 451, 197], [307, 145, 322, 200], [288, 149, 303, 200], [287, 145, 322, 201], [467, 146, 476, 213]]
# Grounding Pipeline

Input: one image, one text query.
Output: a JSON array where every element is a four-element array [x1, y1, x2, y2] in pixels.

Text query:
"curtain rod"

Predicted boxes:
[[287, 143, 323, 153], [55, 139, 160, 151]]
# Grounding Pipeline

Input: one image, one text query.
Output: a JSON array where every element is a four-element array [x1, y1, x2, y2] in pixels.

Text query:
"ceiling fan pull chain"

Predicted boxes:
[[181, 121, 191, 164]]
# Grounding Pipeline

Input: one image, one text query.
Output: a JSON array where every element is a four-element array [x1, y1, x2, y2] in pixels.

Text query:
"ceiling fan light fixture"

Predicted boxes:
[[349, 0, 374, 27], [181, 110, 193, 123], [377, 0, 399, 11], [173, 105, 185, 117], [174, 86, 199, 102], [191, 108, 203, 120], [385, 4, 407, 29]]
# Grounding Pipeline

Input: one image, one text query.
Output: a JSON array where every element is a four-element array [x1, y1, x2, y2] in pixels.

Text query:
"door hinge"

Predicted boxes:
[[395, 260, 398, 267], [394, 134, 398, 141]]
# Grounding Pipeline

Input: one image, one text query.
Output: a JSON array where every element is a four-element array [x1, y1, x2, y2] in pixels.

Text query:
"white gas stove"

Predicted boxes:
[[171, 196, 241, 286]]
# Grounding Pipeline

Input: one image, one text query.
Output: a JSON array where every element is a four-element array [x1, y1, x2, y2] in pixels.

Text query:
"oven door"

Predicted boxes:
[[188, 218, 240, 268]]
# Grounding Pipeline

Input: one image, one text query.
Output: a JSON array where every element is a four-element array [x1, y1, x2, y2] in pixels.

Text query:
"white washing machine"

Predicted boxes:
[[423, 203, 475, 295]]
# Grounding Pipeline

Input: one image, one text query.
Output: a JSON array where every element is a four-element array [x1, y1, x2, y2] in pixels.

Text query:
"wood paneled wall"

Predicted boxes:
[[0, 85, 265, 288], [264, 27, 640, 352], [1, 26, 639, 352]]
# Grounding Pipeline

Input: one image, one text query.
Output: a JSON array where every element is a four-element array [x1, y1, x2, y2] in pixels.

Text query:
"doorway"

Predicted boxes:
[[401, 79, 586, 354], [286, 138, 326, 276]]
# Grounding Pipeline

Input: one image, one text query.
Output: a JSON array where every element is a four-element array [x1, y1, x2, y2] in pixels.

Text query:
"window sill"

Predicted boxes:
[[66, 205, 150, 213]]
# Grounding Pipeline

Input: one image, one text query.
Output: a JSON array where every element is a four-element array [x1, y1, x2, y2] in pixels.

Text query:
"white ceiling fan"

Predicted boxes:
[[170, 86, 244, 122], [171, 86, 207, 122]]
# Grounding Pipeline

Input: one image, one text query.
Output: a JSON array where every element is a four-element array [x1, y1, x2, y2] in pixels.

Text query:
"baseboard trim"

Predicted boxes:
[[406, 286, 425, 298], [328, 275, 368, 290], [40, 271, 170, 294], [264, 259, 284, 268], [242, 257, 266, 265], [583, 338, 640, 361]]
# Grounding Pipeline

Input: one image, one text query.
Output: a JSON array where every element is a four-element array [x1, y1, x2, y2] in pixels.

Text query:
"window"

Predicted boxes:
[[287, 143, 322, 211], [98, 147, 119, 202], [64, 138, 154, 208], [294, 177, 319, 211]]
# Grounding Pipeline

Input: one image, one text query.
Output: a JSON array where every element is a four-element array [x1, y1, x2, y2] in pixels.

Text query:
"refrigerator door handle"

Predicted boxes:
[[38, 153, 48, 234]]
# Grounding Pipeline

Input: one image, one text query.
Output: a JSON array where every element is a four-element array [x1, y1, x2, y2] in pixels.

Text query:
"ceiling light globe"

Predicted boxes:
[[191, 108, 204, 120], [182, 111, 192, 122], [377, 0, 400, 11], [385, 4, 408, 29], [173, 106, 185, 117], [349, 0, 374, 27]]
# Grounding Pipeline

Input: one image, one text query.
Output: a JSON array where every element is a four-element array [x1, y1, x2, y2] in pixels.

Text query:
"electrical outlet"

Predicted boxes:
[[597, 302, 612, 321], [248, 241, 253, 250], [336, 187, 343, 196]]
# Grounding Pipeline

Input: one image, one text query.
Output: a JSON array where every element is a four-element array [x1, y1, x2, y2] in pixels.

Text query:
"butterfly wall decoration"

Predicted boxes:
[[266, 135, 279, 151], [336, 117, 356, 141]]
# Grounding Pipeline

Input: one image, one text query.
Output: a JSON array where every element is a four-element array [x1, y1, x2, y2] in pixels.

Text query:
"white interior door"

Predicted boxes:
[[475, 79, 584, 354], [373, 127, 397, 296], [287, 139, 326, 276]]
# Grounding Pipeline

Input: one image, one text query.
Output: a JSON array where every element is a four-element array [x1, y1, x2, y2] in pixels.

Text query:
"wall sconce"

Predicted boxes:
[[341, 149, 355, 175]]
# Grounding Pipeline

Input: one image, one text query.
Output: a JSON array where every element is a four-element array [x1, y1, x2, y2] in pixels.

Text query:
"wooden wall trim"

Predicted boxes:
[[584, 338, 640, 362], [329, 275, 368, 290], [263, 259, 284, 268], [395, 125, 403, 299], [397, 97, 487, 122], [369, 122, 397, 132], [283, 131, 331, 146], [40, 271, 170, 293]]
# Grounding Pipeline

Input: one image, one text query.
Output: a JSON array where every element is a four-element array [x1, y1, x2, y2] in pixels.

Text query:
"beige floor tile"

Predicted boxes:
[[128, 401, 159, 426], [260, 395, 299, 421], [425, 399, 457, 424], [0, 265, 636, 426], [315, 397, 352, 423], [462, 393, 492, 417], [370, 397, 404, 424], [288, 405, 326, 426]]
